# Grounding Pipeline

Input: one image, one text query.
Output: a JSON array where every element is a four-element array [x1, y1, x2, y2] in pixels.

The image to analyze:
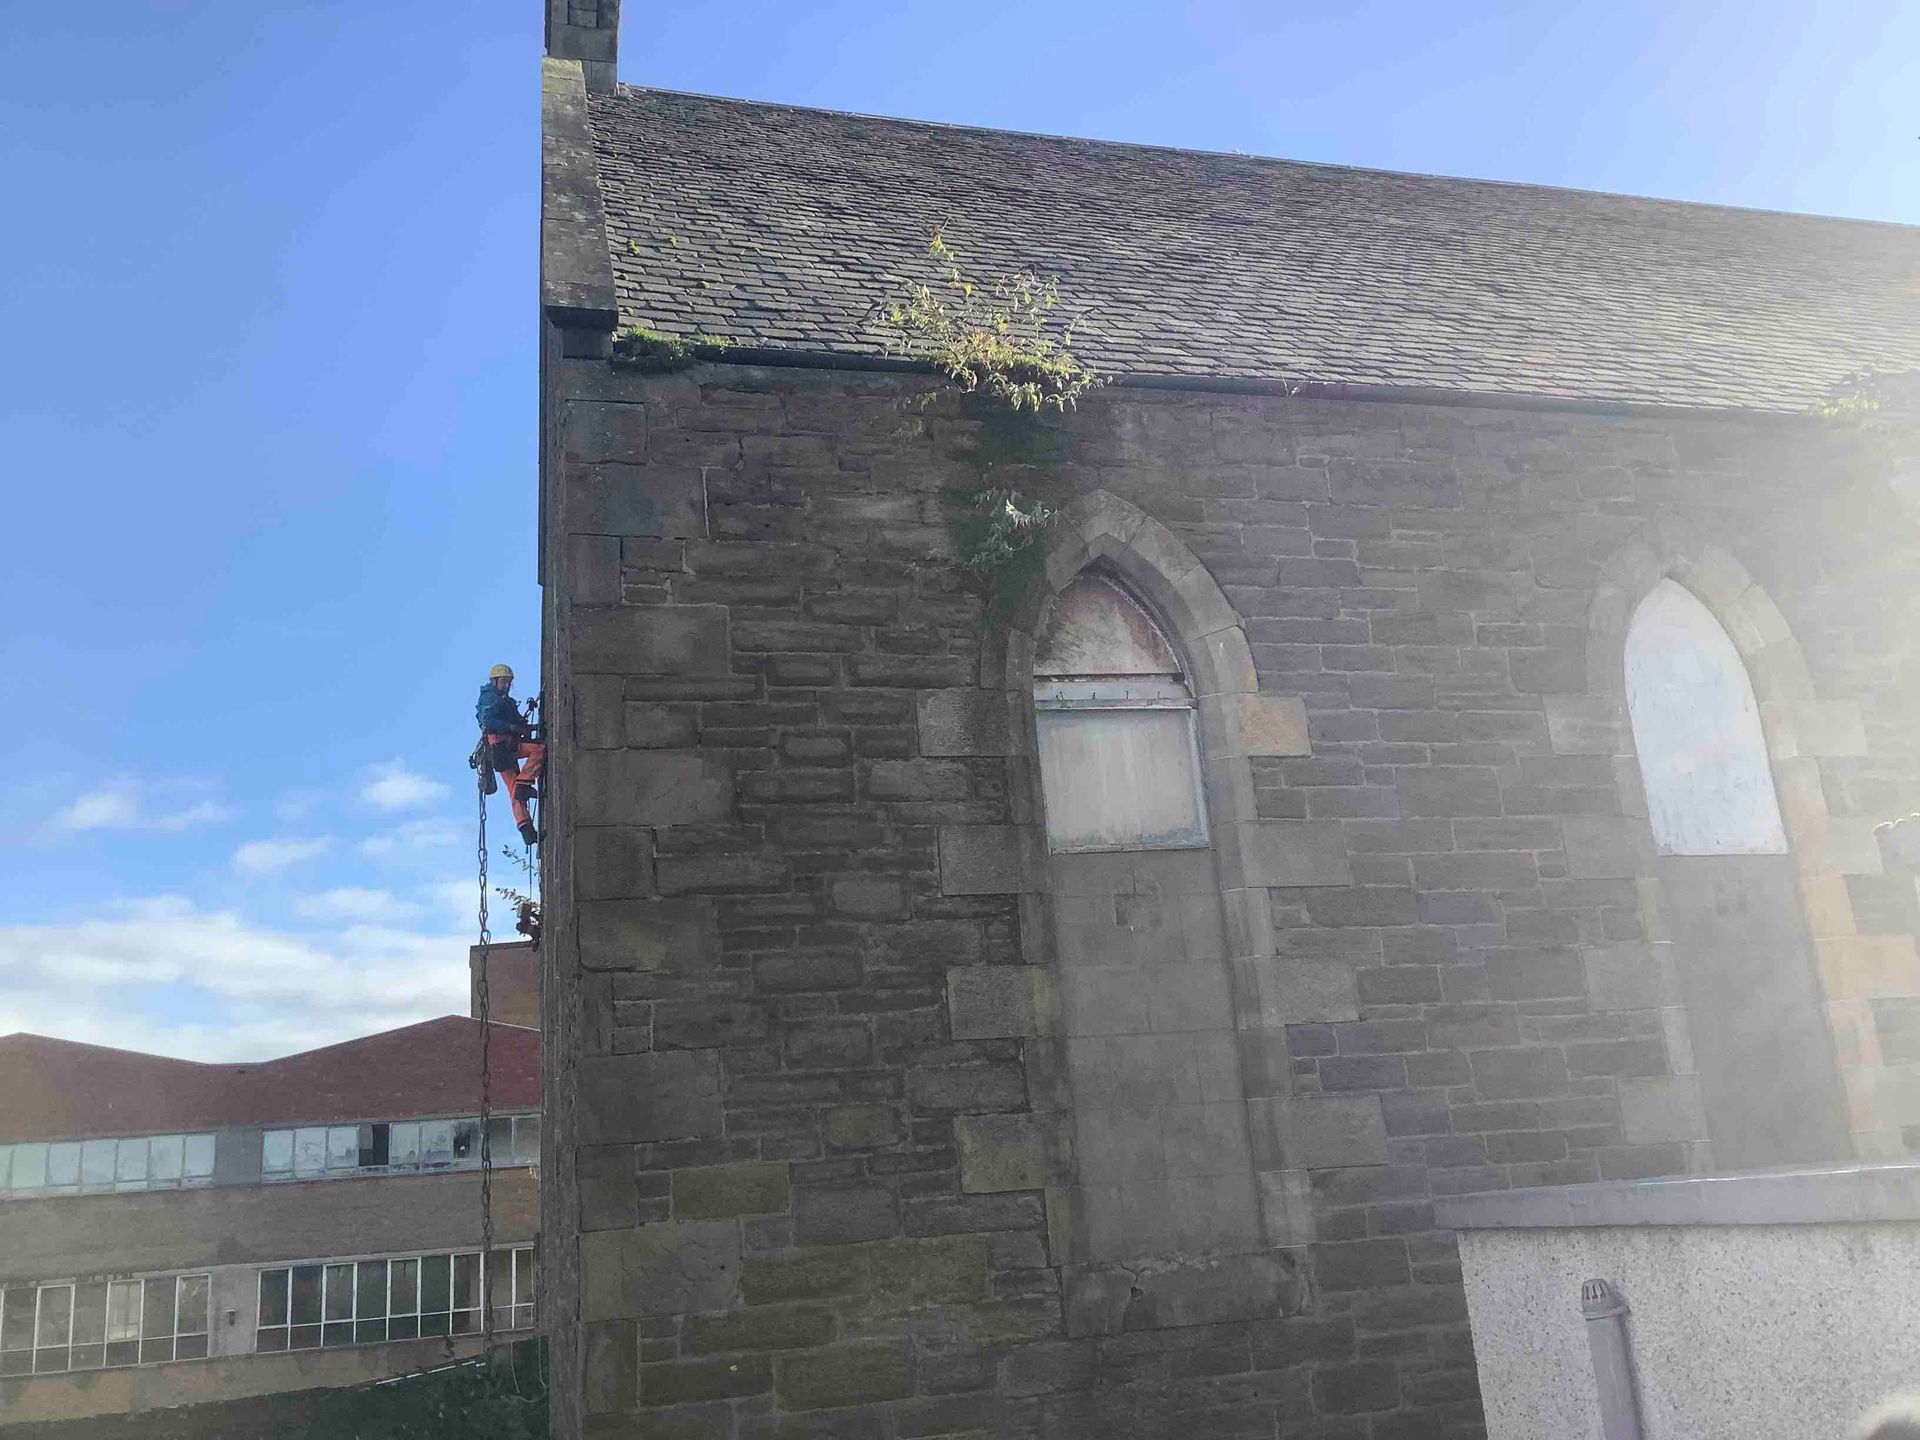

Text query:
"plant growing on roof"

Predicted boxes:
[[873, 231, 1103, 414], [1816, 369, 1920, 497], [610, 326, 733, 373]]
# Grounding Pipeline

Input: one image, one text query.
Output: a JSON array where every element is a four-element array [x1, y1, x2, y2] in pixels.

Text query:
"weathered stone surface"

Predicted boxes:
[[917, 688, 1015, 756], [572, 749, 733, 827], [672, 1161, 792, 1220], [580, 1220, 741, 1321], [578, 1050, 723, 1144], [1233, 953, 1359, 1025], [572, 604, 729, 674], [1229, 821, 1353, 887], [956, 1112, 1072, 1193], [774, 1342, 913, 1410], [546, 368, 1918, 1439], [1242, 694, 1313, 756], [938, 825, 1046, 894], [576, 826, 657, 901], [1247, 1095, 1389, 1170], [578, 896, 715, 972], [947, 965, 1054, 1039], [565, 461, 705, 540]]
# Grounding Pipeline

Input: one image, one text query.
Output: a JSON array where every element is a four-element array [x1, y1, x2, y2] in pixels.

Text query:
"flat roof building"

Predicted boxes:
[[0, 943, 540, 1428]]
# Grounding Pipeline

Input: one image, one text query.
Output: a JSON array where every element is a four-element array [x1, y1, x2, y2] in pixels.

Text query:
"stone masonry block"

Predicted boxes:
[[948, 965, 1054, 1039], [573, 749, 733, 827], [671, 1161, 792, 1220], [575, 826, 656, 901], [1247, 1095, 1388, 1170], [1241, 694, 1313, 756], [1227, 821, 1352, 887], [957, 1112, 1073, 1193], [579, 896, 715, 973], [1232, 953, 1359, 1025], [939, 825, 1046, 895], [774, 1342, 913, 1411], [918, 688, 1016, 757], [578, 1050, 723, 1144], [571, 605, 728, 676], [565, 399, 648, 465], [580, 1219, 740, 1321], [1562, 816, 1653, 879], [1618, 1075, 1708, 1144], [565, 463, 705, 540], [1583, 943, 1675, 1011]]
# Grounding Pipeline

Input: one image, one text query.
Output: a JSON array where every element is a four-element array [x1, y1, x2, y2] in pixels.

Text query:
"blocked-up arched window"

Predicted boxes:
[[1032, 572, 1208, 853], [1625, 578, 1787, 855]]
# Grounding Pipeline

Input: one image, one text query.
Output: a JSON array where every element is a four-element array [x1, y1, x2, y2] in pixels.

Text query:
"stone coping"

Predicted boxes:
[[1435, 1161, 1920, 1231]]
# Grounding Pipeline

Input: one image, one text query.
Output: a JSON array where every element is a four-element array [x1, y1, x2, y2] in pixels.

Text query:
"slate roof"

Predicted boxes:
[[586, 87, 1920, 412], [0, 1018, 541, 1142]]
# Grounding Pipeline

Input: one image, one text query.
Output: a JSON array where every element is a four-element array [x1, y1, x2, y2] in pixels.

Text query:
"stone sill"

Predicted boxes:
[[1435, 1161, 1920, 1231]]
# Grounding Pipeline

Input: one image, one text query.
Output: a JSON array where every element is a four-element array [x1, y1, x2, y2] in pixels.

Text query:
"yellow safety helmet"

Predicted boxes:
[[489, 664, 514, 681]]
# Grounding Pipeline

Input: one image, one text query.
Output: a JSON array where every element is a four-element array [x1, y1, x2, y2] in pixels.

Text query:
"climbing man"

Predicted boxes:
[[477, 664, 543, 847]]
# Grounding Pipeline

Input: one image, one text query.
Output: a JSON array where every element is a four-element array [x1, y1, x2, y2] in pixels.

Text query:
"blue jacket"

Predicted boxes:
[[476, 685, 524, 735]]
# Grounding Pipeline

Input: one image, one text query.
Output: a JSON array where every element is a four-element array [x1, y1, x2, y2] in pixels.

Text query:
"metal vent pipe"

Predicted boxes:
[[1582, 1278, 1645, 1440]]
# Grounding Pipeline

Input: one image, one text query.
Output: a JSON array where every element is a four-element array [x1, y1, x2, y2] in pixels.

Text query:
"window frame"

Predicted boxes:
[[0, 1272, 210, 1375]]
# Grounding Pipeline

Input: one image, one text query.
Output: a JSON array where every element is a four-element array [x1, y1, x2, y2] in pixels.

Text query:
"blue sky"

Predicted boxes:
[[0, 0, 1913, 1060]]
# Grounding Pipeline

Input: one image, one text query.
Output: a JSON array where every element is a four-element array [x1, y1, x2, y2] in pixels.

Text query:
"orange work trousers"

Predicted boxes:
[[485, 734, 546, 831]]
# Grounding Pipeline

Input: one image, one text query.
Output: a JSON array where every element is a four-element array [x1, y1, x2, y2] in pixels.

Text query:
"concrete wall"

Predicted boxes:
[[0, 1169, 537, 1280], [1442, 1163, 1920, 1440], [536, 348, 1920, 1436]]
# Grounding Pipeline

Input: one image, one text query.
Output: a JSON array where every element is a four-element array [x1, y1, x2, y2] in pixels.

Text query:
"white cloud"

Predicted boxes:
[[292, 887, 421, 924], [0, 897, 471, 1062], [54, 778, 237, 834], [360, 819, 462, 861], [359, 760, 449, 814], [233, 836, 332, 874]]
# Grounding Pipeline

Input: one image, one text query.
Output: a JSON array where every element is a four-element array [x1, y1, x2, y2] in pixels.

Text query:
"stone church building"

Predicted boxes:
[[537, 6, 1920, 1436]]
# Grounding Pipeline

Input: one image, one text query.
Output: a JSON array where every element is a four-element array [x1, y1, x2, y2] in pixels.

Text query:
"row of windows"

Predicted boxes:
[[0, 1135, 216, 1200], [255, 1248, 534, 1351], [0, 1249, 534, 1379], [0, 1275, 210, 1375], [261, 1114, 540, 1180]]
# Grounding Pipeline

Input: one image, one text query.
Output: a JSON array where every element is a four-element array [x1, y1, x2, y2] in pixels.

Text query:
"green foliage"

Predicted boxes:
[[310, 1346, 550, 1440], [945, 486, 1058, 626], [874, 232, 1102, 413], [610, 326, 732, 373], [1816, 369, 1920, 488]]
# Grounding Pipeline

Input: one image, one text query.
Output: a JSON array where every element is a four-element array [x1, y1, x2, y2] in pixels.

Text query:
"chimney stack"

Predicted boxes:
[[546, 0, 620, 94]]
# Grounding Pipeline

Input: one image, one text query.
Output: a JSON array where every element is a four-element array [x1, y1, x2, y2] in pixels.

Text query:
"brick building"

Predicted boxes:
[[0, 944, 540, 1427], [536, 9, 1920, 1436]]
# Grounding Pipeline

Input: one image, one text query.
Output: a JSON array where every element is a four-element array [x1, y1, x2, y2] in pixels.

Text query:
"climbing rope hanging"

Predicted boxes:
[[475, 761, 497, 1357]]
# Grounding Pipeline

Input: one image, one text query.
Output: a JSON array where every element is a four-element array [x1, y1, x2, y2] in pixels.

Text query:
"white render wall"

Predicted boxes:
[[1456, 1217, 1920, 1440]]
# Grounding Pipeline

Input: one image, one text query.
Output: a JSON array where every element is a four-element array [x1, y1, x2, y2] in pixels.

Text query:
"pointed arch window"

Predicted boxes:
[[1625, 578, 1788, 856], [1032, 573, 1208, 853]]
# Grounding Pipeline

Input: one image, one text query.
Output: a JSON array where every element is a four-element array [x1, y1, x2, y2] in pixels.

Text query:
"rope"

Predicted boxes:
[[476, 762, 496, 1356]]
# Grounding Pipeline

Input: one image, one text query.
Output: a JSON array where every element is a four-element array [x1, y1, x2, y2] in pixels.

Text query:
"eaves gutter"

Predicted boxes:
[[653, 343, 1821, 426]]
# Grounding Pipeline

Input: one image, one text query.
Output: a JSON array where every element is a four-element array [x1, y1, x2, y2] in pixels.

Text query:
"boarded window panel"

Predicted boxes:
[[1626, 579, 1788, 856], [1036, 708, 1207, 853]]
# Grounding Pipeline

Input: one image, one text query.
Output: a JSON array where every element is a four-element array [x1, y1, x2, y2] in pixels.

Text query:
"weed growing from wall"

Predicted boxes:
[[873, 234, 1105, 622]]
